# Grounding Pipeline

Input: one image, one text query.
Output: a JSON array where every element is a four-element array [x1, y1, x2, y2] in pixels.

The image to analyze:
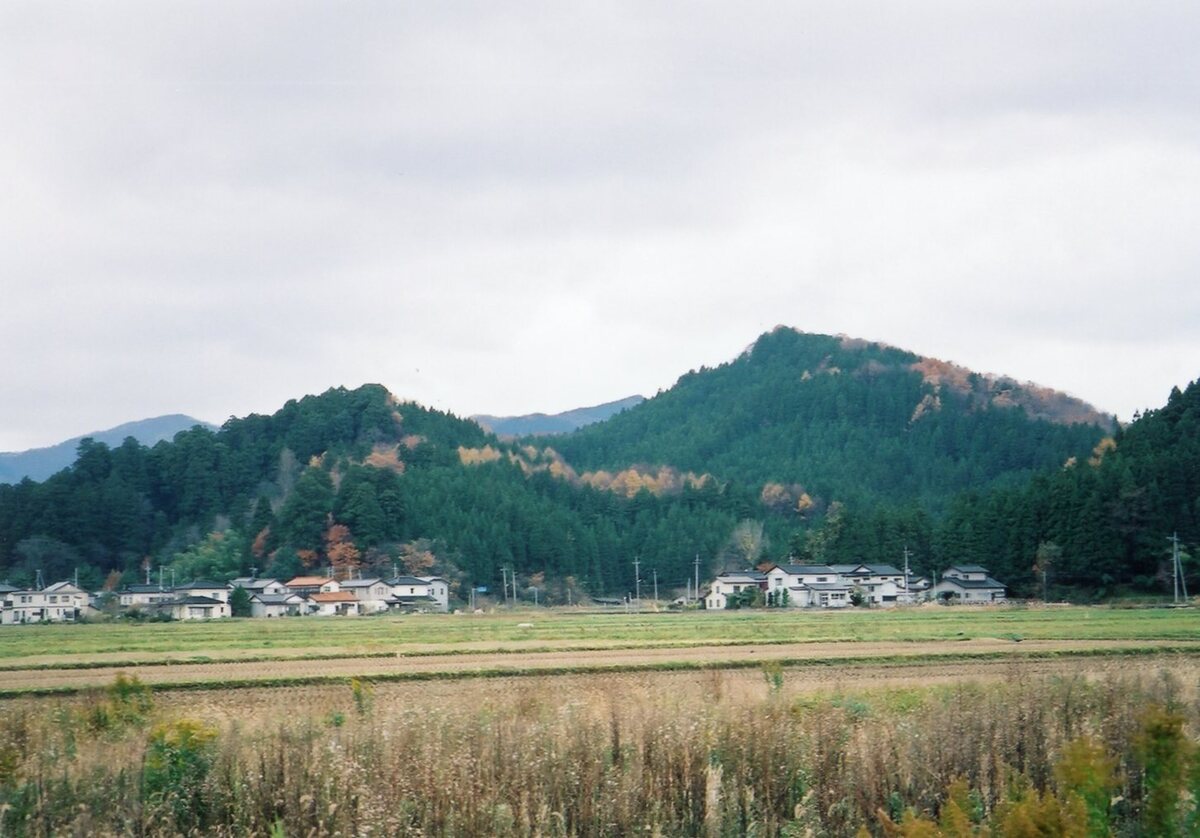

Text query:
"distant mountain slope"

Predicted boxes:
[[0, 414, 215, 484], [551, 328, 1113, 509], [473, 395, 645, 437], [0, 384, 741, 596]]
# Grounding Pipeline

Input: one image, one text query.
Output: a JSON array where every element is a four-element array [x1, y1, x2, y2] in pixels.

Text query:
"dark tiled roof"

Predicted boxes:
[[176, 580, 226, 590], [387, 576, 433, 586], [173, 595, 227, 606], [947, 565, 990, 574], [772, 564, 837, 575], [863, 565, 903, 575], [938, 576, 1006, 590], [251, 593, 302, 604], [121, 584, 173, 593], [230, 578, 279, 590], [715, 570, 766, 581]]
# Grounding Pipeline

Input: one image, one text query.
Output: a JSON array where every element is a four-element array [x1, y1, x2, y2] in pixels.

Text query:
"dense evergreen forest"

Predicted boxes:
[[0, 329, 1193, 602], [0, 385, 748, 598], [552, 328, 1110, 510]]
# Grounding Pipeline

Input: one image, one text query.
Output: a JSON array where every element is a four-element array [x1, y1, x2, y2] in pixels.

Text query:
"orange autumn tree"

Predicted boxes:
[[399, 539, 436, 575], [325, 524, 361, 579]]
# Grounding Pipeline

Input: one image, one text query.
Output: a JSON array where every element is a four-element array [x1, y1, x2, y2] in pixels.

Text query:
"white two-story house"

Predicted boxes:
[[703, 570, 767, 609], [764, 564, 852, 608], [386, 575, 450, 612], [339, 578, 394, 613], [1, 581, 90, 625]]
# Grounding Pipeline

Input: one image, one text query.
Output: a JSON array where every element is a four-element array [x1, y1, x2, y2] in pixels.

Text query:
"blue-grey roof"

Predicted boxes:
[[339, 578, 385, 588]]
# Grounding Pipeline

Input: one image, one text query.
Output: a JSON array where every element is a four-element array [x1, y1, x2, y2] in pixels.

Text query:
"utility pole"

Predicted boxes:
[[533, 587, 538, 607], [652, 568, 658, 604], [500, 568, 509, 606], [694, 554, 701, 604], [1169, 533, 1188, 604], [633, 556, 641, 606], [902, 546, 911, 603]]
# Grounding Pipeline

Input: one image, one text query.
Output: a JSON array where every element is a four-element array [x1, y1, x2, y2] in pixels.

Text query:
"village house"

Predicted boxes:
[[157, 595, 231, 620], [338, 577, 394, 613], [703, 570, 767, 609], [830, 563, 907, 606], [117, 584, 177, 609], [1, 581, 90, 625], [228, 577, 288, 597], [764, 564, 852, 608], [385, 575, 449, 612], [174, 580, 231, 603], [284, 576, 341, 597], [423, 576, 450, 611], [932, 566, 1007, 603], [307, 590, 361, 616], [249, 592, 306, 618]]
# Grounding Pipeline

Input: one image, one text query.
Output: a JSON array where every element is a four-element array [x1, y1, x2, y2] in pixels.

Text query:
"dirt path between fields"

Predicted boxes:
[[3, 638, 1199, 693]]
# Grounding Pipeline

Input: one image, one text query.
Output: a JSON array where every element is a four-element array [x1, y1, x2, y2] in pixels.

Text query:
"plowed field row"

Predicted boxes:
[[4, 637, 1198, 694]]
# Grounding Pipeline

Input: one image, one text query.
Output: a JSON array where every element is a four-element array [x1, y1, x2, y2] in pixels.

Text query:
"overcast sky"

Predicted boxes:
[[2, 2, 1198, 451]]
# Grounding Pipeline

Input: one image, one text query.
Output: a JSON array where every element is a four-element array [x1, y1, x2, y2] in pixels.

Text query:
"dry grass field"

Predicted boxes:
[[2, 606, 1198, 835]]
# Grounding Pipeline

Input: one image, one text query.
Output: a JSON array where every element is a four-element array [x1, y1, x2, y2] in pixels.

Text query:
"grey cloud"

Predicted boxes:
[[1, 2, 1198, 449]]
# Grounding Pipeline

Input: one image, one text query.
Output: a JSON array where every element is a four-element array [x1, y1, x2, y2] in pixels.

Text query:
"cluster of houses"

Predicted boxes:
[[1, 573, 449, 625], [704, 563, 1006, 609]]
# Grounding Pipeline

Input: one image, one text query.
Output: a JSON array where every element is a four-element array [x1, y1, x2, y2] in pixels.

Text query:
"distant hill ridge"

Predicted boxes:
[[0, 414, 215, 484], [472, 395, 645, 437]]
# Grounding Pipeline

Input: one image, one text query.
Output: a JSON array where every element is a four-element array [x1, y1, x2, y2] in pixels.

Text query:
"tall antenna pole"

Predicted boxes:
[[1170, 533, 1183, 604], [633, 556, 641, 606]]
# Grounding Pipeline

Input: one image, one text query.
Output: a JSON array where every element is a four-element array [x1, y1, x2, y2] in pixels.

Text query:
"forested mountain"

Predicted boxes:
[[0, 415, 214, 484], [551, 328, 1112, 511], [473, 395, 645, 437], [0, 330, 1189, 603], [925, 378, 1200, 597], [0, 386, 744, 598]]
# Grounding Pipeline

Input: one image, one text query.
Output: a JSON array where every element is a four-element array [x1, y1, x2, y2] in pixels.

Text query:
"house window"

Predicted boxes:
[[817, 577, 827, 582]]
